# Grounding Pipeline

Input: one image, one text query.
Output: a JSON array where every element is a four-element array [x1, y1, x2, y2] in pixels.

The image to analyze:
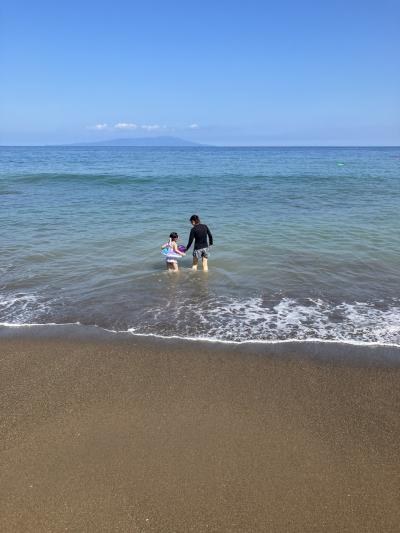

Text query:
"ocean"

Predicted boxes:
[[1, 146, 399, 345]]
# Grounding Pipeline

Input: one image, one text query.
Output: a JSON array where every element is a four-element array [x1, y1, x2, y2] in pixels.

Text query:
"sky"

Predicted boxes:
[[1, 0, 399, 145]]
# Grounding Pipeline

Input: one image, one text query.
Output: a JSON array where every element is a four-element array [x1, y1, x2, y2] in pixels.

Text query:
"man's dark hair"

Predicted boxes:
[[190, 214, 200, 224], [169, 232, 179, 240]]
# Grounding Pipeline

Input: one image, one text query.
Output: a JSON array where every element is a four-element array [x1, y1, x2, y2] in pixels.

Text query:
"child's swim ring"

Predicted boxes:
[[161, 243, 186, 259]]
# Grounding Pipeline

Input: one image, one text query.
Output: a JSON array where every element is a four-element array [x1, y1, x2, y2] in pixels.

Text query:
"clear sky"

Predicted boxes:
[[1, 0, 399, 145]]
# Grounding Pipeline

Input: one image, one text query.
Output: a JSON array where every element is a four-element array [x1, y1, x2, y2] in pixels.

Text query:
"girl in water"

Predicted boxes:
[[163, 232, 186, 271]]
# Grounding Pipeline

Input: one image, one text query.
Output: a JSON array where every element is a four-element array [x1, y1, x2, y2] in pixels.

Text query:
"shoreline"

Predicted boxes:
[[1, 332, 399, 531], [1, 322, 400, 352]]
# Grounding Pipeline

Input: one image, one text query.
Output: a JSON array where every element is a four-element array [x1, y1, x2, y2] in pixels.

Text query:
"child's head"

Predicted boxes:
[[190, 214, 200, 225], [169, 232, 179, 241]]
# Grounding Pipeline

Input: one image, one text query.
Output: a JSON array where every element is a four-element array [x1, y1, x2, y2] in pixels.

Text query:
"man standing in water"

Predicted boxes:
[[185, 214, 213, 271]]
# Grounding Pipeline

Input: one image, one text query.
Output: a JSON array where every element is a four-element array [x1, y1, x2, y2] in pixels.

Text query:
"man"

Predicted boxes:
[[185, 214, 213, 272]]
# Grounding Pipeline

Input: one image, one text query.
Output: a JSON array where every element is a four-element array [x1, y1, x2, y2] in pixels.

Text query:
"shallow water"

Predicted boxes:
[[1, 146, 399, 344]]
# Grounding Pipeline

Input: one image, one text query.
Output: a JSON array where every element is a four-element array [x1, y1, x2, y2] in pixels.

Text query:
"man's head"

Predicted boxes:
[[190, 214, 200, 225]]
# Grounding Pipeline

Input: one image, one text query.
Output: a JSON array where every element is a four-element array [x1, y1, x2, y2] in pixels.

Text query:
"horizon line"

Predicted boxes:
[[1, 144, 399, 148]]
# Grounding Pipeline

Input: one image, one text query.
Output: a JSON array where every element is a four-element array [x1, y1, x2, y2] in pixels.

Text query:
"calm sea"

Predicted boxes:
[[1, 146, 399, 344]]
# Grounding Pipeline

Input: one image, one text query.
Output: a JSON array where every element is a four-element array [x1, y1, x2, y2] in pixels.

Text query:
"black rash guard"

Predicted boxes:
[[186, 224, 213, 251]]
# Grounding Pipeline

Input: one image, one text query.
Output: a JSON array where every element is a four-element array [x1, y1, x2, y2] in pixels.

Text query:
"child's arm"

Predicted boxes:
[[171, 241, 186, 256]]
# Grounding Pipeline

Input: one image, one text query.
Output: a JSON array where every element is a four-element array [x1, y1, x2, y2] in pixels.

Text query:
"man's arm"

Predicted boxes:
[[186, 228, 195, 250], [207, 226, 213, 246]]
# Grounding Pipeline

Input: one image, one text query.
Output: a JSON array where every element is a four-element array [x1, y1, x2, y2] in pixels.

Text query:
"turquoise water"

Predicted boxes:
[[1, 146, 399, 343]]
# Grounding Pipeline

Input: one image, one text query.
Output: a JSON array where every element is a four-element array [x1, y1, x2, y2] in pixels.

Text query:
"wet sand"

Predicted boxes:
[[1, 333, 399, 532]]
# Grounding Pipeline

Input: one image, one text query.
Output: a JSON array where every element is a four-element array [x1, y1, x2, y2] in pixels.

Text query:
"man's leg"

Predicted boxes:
[[192, 255, 198, 270], [202, 256, 208, 272]]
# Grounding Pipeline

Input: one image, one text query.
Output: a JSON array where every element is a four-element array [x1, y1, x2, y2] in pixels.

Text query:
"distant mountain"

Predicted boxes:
[[68, 136, 202, 147]]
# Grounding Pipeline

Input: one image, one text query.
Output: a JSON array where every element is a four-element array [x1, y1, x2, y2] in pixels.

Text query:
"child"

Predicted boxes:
[[185, 214, 213, 271], [163, 232, 186, 271]]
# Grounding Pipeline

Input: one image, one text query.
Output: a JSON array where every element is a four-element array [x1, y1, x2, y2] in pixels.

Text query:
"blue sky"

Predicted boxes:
[[1, 0, 399, 145]]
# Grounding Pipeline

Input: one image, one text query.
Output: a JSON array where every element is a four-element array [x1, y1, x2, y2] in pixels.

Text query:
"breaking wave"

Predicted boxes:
[[2, 292, 399, 346]]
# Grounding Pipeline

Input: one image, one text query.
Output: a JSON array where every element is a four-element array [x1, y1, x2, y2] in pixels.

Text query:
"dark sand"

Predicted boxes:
[[1, 333, 399, 532]]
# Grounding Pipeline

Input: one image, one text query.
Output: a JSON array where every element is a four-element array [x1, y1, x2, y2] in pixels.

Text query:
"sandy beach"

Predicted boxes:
[[1, 332, 399, 532]]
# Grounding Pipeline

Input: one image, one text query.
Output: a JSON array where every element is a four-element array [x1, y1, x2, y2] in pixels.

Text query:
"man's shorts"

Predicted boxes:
[[193, 247, 210, 259]]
